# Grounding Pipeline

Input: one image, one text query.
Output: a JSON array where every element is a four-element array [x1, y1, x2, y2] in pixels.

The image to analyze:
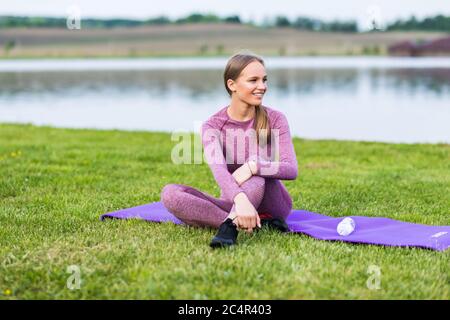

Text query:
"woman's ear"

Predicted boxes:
[[227, 79, 236, 92]]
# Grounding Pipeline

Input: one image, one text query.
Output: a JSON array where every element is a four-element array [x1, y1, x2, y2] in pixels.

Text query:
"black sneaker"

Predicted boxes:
[[210, 218, 238, 248], [261, 218, 290, 233]]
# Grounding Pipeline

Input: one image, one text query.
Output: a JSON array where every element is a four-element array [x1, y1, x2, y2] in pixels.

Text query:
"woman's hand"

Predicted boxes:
[[232, 161, 257, 186], [232, 192, 261, 233]]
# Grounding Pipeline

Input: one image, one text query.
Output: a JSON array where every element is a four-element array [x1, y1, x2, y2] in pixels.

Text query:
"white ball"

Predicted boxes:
[[337, 217, 356, 236]]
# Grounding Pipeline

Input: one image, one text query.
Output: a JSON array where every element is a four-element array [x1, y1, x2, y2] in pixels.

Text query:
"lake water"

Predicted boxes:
[[1, 57, 449, 144]]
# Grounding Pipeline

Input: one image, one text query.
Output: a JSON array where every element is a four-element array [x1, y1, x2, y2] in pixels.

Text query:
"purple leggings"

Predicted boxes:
[[161, 176, 293, 229]]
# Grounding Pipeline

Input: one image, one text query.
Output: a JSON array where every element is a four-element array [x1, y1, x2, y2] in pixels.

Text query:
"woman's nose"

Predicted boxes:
[[258, 82, 267, 90]]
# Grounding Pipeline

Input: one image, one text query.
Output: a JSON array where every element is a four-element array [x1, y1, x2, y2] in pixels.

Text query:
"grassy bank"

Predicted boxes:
[[0, 123, 449, 299], [1, 24, 448, 58]]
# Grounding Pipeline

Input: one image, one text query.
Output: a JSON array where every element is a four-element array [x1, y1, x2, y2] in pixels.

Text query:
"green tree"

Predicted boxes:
[[275, 16, 291, 27], [224, 15, 241, 24], [176, 13, 221, 24], [386, 14, 450, 31]]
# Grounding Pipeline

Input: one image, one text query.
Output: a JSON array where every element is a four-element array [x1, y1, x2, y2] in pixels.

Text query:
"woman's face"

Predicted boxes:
[[229, 61, 268, 106]]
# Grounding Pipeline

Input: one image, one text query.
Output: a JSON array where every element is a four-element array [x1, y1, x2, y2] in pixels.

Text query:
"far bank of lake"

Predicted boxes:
[[1, 56, 449, 144]]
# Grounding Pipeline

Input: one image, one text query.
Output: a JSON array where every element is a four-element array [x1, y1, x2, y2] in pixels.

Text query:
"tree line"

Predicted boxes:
[[0, 13, 449, 32], [386, 15, 450, 32]]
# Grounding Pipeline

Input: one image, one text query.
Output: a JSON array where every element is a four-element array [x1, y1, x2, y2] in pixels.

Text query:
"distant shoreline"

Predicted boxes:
[[1, 24, 448, 59], [0, 52, 394, 60]]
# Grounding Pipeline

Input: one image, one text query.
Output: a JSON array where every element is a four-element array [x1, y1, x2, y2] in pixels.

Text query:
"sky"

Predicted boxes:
[[1, 0, 449, 30]]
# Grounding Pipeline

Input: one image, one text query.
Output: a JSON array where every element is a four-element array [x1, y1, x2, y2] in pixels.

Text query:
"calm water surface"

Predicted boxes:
[[0, 57, 449, 144]]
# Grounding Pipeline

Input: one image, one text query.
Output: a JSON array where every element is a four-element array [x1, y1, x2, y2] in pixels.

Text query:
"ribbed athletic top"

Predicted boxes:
[[201, 105, 298, 201]]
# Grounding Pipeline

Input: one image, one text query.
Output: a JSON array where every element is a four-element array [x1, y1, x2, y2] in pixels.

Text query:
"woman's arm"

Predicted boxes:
[[231, 162, 253, 186], [252, 112, 298, 180], [201, 122, 245, 202]]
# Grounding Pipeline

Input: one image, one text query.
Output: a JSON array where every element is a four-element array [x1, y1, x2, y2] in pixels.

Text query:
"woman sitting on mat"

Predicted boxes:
[[161, 51, 298, 248]]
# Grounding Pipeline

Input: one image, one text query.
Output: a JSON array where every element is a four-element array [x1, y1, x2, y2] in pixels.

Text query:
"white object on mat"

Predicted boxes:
[[337, 217, 356, 236]]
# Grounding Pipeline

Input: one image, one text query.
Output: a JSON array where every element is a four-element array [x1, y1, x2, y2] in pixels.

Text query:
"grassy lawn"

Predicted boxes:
[[0, 123, 448, 299]]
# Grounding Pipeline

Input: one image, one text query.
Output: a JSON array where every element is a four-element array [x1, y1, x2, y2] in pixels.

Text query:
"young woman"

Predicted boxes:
[[161, 52, 298, 248]]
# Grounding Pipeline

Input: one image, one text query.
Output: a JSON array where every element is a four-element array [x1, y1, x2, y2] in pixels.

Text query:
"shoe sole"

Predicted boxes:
[[210, 237, 236, 248], [261, 219, 289, 233]]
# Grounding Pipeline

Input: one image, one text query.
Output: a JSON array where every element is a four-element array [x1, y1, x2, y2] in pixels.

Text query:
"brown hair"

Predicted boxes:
[[223, 51, 270, 145]]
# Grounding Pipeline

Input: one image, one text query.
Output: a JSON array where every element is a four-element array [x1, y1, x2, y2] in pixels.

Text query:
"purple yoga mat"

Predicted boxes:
[[100, 201, 450, 251]]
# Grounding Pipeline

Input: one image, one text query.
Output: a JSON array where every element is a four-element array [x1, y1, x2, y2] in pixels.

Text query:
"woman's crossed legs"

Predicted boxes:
[[161, 176, 292, 229]]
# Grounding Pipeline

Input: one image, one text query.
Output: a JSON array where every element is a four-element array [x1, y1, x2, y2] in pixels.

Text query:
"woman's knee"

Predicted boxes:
[[258, 179, 293, 219], [160, 183, 183, 212], [240, 176, 266, 207]]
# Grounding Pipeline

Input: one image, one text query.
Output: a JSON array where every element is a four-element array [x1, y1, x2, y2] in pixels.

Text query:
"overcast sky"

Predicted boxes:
[[2, 0, 449, 29]]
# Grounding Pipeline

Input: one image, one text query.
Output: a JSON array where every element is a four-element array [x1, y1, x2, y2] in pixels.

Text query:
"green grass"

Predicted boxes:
[[0, 123, 449, 299]]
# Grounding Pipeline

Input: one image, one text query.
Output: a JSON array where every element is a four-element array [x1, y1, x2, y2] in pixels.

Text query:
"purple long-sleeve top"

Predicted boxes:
[[201, 105, 298, 202]]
